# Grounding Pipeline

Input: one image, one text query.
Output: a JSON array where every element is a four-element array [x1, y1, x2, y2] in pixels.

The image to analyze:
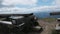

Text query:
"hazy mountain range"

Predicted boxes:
[[34, 11, 60, 18], [0, 11, 60, 18]]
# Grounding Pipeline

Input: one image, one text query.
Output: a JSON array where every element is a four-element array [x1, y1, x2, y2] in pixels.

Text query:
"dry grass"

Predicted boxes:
[[40, 18, 57, 22]]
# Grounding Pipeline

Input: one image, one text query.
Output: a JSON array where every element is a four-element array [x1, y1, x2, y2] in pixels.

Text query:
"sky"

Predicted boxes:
[[0, 0, 60, 13]]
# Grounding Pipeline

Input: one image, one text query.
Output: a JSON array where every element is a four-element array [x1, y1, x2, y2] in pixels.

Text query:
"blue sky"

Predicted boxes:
[[0, 0, 60, 13], [15, 0, 55, 8], [0, 0, 55, 7], [37, 0, 54, 6]]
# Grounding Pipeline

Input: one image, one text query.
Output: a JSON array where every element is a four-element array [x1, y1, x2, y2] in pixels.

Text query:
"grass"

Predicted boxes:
[[52, 30, 60, 34], [40, 18, 57, 22]]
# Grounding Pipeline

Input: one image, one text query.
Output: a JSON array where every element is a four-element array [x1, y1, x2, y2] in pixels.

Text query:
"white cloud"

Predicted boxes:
[[0, 0, 60, 14], [55, 0, 60, 6], [53, 0, 60, 6], [0, 6, 60, 14], [2, 0, 37, 6]]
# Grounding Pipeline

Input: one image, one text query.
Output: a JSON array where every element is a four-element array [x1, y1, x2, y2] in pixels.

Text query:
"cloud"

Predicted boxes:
[[55, 0, 60, 6], [0, 5, 60, 14], [2, 0, 37, 6], [0, 0, 60, 14], [52, 0, 60, 6]]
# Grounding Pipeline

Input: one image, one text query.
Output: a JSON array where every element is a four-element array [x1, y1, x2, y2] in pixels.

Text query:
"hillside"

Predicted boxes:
[[34, 12, 60, 18]]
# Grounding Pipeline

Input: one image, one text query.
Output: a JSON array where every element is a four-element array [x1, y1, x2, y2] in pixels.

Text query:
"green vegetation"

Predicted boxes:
[[40, 18, 57, 22], [52, 30, 60, 34]]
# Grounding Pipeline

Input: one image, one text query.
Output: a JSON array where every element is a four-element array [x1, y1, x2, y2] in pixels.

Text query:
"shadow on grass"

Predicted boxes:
[[52, 30, 60, 34]]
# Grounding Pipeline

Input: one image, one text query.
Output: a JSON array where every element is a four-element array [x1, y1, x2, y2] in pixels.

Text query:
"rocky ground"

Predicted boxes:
[[28, 19, 58, 34], [38, 20, 58, 34]]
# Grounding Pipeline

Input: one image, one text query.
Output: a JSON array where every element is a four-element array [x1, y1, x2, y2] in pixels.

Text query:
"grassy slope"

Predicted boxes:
[[39, 18, 57, 22]]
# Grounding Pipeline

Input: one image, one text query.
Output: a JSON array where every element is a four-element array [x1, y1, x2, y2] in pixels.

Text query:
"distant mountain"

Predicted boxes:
[[33, 11, 60, 18], [0, 10, 60, 18]]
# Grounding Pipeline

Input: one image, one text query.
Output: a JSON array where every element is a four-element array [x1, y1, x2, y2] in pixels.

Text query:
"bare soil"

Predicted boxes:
[[28, 20, 58, 34], [38, 20, 57, 34]]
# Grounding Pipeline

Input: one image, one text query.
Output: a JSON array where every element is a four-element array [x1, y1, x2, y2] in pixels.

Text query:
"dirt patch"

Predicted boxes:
[[38, 20, 58, 34]]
